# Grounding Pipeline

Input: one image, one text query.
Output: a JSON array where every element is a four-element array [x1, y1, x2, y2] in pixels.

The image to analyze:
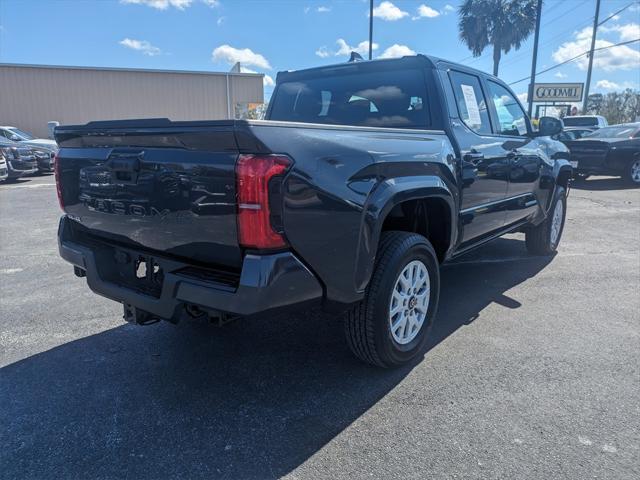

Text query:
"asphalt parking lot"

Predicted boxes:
[[1, 174, 638, 479]]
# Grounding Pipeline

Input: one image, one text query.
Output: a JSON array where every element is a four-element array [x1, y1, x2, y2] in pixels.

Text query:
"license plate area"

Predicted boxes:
[[90, 242, 167, 298]]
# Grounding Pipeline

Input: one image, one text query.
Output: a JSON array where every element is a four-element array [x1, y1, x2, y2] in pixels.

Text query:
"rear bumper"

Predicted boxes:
[[58, 216, 323, 320]]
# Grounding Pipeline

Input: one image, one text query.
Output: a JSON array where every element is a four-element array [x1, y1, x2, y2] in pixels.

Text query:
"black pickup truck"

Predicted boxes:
[[55, 55, 572, 367]]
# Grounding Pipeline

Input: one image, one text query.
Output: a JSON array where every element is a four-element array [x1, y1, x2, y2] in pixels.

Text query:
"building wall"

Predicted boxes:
[[0, 64, 264, 138]]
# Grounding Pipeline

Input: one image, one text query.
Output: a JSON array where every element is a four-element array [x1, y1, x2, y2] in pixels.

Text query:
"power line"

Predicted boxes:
[[508, 38, 640, 85], [500, 15, 595, 69], [598, 1, 639, 26]]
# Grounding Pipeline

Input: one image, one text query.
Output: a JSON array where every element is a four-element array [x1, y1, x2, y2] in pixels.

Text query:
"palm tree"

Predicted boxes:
[[458, 0, 538, 76]]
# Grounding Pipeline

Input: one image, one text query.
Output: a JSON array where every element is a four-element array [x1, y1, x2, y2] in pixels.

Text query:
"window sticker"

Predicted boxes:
[[461, 84, 482, 127]]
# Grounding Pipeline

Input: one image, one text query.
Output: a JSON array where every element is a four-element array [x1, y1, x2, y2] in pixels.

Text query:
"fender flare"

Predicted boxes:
[[548, 159, 572, 211], [353, 175, 457, 294]]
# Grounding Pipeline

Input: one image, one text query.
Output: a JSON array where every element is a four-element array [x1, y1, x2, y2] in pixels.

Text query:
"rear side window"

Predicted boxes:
[[269, 69, 429, 129], [448, 71, 492, 135]]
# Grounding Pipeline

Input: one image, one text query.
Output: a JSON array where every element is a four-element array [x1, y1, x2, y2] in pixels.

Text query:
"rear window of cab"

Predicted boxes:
[[269, 68, 430, 129]]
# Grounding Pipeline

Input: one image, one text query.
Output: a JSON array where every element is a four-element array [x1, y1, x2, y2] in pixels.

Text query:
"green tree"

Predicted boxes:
[[586, 89, 640, 124], [458, 0, 538, 76]]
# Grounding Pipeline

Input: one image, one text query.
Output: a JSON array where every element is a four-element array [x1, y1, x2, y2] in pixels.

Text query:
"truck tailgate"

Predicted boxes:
[[55, 120, 242, 268]]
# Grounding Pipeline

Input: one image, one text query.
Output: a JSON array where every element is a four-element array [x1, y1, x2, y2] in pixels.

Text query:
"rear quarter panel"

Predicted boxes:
[[247, 122, 457, 305]]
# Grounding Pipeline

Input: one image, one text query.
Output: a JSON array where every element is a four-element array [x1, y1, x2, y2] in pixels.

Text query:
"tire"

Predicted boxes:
[[624, 158, 640, 187], [344, 231, 440, 368], [525, 186, 567, 255]]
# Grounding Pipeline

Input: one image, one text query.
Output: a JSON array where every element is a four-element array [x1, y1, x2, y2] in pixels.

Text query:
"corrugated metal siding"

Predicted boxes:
[[0, 64, 264, 138]]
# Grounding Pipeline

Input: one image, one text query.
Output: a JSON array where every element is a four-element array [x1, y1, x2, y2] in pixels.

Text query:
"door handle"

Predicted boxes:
[[506, 150, 518, 160], [463, 152, 484, 165]]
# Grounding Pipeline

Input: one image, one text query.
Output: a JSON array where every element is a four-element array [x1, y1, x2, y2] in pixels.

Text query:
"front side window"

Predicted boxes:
[[486, 81, 528, 136], [449, 71, 492, 135], [269, 68, 429, 129]]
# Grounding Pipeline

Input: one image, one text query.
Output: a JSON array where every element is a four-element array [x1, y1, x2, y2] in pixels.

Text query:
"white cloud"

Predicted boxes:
[[601, 23, 640, 42], [415, 4, 440, 19], [315, 46, 331, 58], [120, 0, 219, 9], [443, 4, 455, 13], [372, 1, 408, 21], [238, 66, 274, 87], [596, 79, 637, 90], [552, 26, 640, 72], [317, 6, 331, 13], [379, 44, 416, 58], [335, 39, 379, 56], [263, 74, 275, 87], [119, 38, 162, 56], [596, 79, 620, 90], [216, 16, 225, 26], [120, 0, 192, 10], [212, 45, 271, 69], [517, 92, 528, 104], [554, 71, 568, 79]]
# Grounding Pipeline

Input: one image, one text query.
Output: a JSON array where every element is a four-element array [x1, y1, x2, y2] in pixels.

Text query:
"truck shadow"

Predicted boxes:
[[1, 238, 552, 479], [571, 176, 637, 191]]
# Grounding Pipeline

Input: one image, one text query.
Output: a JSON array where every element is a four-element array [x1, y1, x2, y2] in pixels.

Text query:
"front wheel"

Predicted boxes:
[[525, 186, 567, 255], [624, 158, 640, 186], [344, 231, 440, 368]]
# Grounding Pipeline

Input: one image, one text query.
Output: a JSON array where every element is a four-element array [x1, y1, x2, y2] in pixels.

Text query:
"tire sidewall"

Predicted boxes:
[[626, 158, 640, 186], [370, 237, 440, 366], [549, 187, 567, 251]]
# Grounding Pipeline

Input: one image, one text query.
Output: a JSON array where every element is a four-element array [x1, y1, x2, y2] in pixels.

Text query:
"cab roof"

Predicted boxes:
[[276, 54, 492, 83]]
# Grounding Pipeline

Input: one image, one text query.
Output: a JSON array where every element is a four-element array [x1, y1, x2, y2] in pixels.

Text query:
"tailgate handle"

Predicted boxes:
[[107, 151, 143, 183], [107, 152, 143, 172]]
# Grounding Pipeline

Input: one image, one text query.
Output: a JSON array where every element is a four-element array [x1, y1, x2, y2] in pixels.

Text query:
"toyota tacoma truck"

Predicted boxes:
[[55, 55, 572, 367]]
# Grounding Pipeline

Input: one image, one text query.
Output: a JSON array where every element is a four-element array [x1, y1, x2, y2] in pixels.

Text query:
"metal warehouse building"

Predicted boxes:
[[0, 63, 264, 138]]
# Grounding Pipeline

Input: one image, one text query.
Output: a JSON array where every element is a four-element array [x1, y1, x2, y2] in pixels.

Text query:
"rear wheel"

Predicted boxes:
[[624, 158, 640, 186], [344, 231, 440, 368], [525, 186, 567, 255]]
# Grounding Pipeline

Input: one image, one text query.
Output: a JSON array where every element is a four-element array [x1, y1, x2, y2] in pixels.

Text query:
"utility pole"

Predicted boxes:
[[582, 0, 601, 114], [369, 0, 374, 60], [527, 0, 543, 118]]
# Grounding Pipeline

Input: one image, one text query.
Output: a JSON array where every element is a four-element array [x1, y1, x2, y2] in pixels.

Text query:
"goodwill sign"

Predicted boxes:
[[532, 83, 584, 102]]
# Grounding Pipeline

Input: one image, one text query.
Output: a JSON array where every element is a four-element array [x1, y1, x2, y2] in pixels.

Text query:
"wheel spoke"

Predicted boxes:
[[392, 315, 407, 334]]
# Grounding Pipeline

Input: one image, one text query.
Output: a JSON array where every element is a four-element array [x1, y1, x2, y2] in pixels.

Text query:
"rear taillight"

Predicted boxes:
[[236, 154, 292, 249], [54, 154, 64, 210]]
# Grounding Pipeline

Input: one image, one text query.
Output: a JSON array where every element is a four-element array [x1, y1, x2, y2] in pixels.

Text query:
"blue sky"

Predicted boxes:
[[1, 0, 638, 101]]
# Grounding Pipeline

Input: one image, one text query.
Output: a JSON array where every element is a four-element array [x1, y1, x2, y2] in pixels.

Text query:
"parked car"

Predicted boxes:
[[33, 148, 56, 173], [566, 123, 640, 185], [0, 126, 58, 154], [0, 138, 39, 180], [562, 115, 608, 129], [54, 55, 572, 368], [553, 126, 595, 143], [0, 152, 8, 182]]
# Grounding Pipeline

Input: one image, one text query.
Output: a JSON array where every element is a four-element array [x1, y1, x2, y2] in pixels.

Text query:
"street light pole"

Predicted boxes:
[[582, 0, 601, 114], [369, 0, 374, 60], [527, 0, 543, 118]]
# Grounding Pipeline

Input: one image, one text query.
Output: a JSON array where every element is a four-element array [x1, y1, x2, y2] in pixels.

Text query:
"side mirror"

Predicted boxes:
[[9, 134, 21, 142], [537, 116, 564, 137]]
